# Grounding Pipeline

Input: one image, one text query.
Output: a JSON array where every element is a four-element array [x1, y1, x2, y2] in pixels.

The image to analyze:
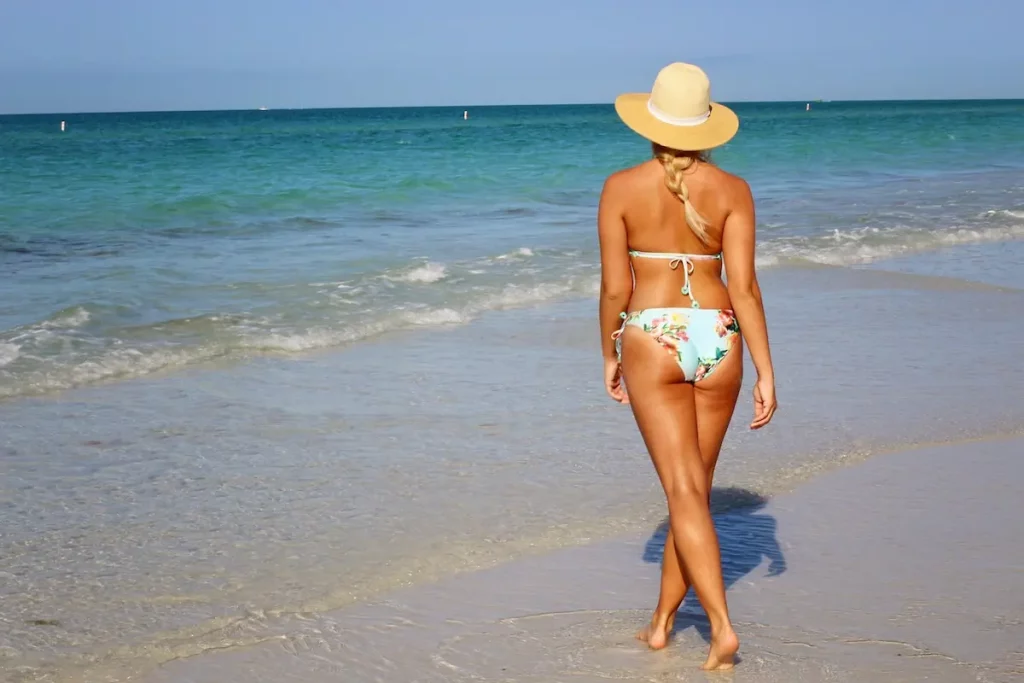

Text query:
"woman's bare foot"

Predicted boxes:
[[635, 612, 675, 650], [701, 626, 739, 671]]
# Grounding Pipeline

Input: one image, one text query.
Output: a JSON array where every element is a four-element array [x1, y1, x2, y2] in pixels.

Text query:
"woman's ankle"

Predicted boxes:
[[651, 607, 676, 625]]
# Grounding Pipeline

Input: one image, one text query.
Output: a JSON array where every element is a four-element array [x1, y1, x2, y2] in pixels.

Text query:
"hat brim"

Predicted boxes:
[[614, 93, 739, 151]]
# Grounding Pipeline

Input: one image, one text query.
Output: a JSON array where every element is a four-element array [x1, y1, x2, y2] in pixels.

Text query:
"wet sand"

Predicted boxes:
[[150, 435, 1023, 682]]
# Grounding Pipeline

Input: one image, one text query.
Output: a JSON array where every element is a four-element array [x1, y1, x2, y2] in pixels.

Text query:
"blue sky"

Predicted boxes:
[[0, 0, 1020, 113]]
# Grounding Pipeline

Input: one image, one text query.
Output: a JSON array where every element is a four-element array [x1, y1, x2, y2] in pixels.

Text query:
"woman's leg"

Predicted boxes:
[[639, 340, 743, 648], [620, 328, 741, 670]]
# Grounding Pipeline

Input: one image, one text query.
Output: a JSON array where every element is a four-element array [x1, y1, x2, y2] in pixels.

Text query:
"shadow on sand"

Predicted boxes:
[[642, 487, 786, 643]]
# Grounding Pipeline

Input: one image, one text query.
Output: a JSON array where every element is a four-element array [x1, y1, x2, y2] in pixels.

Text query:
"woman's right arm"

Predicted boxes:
[[722, 179, 777, 429]]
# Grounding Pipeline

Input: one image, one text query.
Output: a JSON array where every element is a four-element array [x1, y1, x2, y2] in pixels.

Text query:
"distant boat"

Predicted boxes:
[[258, 106, 269, 111]]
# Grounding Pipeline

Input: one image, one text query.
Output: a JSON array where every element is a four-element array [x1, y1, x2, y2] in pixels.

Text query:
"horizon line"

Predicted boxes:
[[2, 96, 1022, 117]]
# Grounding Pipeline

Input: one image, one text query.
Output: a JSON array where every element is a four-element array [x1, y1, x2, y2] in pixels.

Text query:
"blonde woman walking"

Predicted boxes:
[[599, 63, 777, 670]]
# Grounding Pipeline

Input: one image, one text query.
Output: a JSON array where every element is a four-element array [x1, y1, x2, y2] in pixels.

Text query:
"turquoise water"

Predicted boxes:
[[3, 101, 1024, 398]]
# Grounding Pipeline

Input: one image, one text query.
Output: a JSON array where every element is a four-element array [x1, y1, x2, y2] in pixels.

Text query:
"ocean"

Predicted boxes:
[[2, 101, 1023, 682], [3, 101, 1024, 398]]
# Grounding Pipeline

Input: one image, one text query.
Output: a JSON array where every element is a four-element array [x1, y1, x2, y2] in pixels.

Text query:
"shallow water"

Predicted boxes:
[[2, 244, 1023, 681], [149, 438, 1024, 683]]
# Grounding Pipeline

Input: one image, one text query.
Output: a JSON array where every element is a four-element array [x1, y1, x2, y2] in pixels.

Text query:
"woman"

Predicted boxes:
[[598, 63, 777, 671]]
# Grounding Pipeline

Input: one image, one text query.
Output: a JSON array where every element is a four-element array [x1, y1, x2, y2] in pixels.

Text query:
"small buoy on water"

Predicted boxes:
[[464, 110, 468, 120], [60, 120, 66, 131], [806, 103, 811, 111]]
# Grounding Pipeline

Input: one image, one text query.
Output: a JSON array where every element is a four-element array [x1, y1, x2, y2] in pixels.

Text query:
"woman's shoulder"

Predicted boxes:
[[706, 164, 750, 191], [703, 165, 754, 209], [602, 159, 658, 194]]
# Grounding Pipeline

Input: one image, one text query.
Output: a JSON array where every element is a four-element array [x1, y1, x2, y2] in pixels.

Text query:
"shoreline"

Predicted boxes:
[[149, 435, 1024, 683], [3, 248, 1023, 682], [4, 237, 1024, 404]]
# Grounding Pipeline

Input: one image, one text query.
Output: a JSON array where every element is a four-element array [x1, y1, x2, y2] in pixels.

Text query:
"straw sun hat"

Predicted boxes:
[[615, 63, 738, 151]]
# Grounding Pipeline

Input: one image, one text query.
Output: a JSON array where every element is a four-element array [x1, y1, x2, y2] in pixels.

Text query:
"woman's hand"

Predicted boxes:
[[604, 358, 629, 404], [751, 376, 776, 429]]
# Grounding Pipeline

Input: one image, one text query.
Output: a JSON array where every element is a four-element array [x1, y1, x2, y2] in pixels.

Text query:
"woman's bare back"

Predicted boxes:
[[612, 159, 748, 312]]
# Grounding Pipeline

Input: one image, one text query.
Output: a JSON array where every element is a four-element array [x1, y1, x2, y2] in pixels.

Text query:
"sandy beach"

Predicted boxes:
[[147, 435, 1023, 683]]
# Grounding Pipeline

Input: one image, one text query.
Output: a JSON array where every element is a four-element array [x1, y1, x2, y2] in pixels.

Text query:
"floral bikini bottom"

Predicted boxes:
[[613, 308, 741, 383]]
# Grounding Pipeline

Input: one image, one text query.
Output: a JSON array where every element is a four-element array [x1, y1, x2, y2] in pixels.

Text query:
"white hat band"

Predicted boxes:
[[646, 100, 711, 127]]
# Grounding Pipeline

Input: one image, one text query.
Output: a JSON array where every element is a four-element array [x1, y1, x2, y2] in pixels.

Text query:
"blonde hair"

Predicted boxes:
[[652, 143, 711, 244]]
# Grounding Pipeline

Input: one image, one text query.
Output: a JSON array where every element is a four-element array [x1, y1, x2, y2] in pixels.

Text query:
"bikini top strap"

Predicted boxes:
[[628, 250, 722, 261]]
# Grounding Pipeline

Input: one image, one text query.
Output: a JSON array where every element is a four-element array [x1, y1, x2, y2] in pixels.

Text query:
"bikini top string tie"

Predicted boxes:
[[667, 256, 697, 305], [629, 250, 715, 309]]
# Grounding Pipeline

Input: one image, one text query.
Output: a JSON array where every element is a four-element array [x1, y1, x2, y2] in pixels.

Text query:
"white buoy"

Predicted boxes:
[[60, 120, 66, 131], [806, 103, 811, 111], [463, 110, 468, 120]]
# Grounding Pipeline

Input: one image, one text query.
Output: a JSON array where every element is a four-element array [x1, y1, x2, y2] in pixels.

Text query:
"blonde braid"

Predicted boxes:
[[653, 143, 711, 244]]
